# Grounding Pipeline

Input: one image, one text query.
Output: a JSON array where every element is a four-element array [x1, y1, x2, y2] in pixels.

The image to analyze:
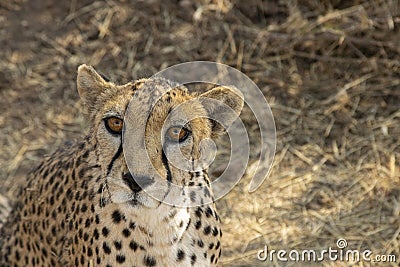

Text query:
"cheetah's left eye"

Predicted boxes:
[[104, 117, 124, 134], [166, 126, 190, 143]]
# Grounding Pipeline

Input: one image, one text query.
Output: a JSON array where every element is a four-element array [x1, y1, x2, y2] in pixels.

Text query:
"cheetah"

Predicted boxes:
[[0, 64, 244, 266]]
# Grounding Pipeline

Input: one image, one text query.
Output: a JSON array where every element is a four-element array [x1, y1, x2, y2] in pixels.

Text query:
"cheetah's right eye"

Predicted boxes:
[[104, 117, 123, 135]]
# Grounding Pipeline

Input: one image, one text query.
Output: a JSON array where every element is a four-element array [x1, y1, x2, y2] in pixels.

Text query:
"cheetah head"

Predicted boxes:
[[77, 64, 243, 209]]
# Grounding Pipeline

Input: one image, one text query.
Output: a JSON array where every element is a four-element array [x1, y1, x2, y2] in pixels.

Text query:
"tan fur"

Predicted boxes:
[[0, 64, 243, 266]]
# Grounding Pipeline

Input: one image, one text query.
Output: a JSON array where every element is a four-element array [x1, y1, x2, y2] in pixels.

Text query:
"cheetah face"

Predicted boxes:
[[77, 65, 243, 208]]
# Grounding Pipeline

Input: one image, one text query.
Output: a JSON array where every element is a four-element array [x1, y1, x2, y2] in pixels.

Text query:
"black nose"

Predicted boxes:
[[123, 172, 154, 193]]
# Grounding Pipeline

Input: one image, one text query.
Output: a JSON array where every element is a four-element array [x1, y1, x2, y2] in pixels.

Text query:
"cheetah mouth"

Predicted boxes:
[[126, 190, 157, 208], [128, 198, 140, 206], [128, 193, 143, 206]]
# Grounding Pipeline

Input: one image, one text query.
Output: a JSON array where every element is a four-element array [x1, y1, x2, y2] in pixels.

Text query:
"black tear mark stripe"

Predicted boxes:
[[107, 140, 123, 176], [105, 97, 130, 177], [161, 148, 173, 183], [158, 147, 173, 206]]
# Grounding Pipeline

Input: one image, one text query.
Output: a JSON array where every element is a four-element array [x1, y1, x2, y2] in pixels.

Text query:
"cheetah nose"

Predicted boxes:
[[123, 172, 154, 193]]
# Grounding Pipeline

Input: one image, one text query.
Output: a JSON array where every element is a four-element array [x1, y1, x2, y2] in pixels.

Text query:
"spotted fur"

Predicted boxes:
[[0, 65, 243, 266]]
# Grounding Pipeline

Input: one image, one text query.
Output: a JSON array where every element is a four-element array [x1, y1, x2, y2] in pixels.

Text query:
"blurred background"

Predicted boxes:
[[0, 0, 399, 266]]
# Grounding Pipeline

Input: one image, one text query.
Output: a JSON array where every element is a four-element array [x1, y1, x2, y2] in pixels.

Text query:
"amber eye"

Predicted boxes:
[[166, 126, 190, 142], [104, 117, 123, 134]]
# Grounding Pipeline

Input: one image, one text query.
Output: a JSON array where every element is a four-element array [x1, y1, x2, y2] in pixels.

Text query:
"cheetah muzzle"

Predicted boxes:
[[0, 64, 244, 266]]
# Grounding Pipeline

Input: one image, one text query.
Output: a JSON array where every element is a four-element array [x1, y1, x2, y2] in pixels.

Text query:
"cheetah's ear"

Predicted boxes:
[[199, 86, 244, 138], [77, 64, 109, 114]]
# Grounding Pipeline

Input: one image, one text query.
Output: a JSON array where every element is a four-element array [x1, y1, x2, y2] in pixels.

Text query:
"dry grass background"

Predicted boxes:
[[0, 0, 399, 266]]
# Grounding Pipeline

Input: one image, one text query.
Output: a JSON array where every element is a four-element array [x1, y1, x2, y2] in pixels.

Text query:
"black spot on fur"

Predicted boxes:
[[83, 232, 89, 241], [177, 249, 185, 261], [122, 228, 130, 237], [102, 242, 111, 254], [211, 254, 215, 263], [87, 247, 93, 257], [204, 225, 211, 235], [205, 207, 213, 217], [102, 227, 109, 237], [144, 255, 156, 266], [93, 229, 99, 240], [114, 241, 122, 250], [95, 214, 100, 224], [191, 254, 197, 265], [195, 207, 202, 217], [116, 254, 126, 263], [129, 240, 138, 251], [112, 209, 124, 223], [212, 227, 219, 236], [81, 203, 87, 212]]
